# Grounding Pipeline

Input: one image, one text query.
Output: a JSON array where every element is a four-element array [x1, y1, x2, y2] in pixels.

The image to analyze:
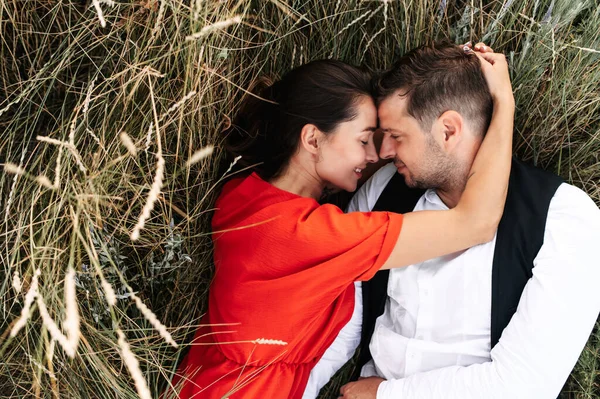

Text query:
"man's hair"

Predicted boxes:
[[374, 41, 493, 136]]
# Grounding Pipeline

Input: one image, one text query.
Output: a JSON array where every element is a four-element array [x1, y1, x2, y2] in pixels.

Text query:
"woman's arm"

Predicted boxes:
[[382, 51, 514, 269]]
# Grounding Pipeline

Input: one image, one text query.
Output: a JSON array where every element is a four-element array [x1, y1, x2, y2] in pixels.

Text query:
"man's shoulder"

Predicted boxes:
[[512, 158, 563, 183], [509, 159, 598, 218], [551, 182, 599, 215]]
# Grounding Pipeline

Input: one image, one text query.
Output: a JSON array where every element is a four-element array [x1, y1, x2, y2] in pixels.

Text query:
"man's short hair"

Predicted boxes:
[[374, 41, 493, 136]]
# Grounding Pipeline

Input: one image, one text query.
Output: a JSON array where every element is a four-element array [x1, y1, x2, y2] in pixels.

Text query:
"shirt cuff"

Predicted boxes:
[[377, 379, 404, 399], [360, 360, 378, 378]]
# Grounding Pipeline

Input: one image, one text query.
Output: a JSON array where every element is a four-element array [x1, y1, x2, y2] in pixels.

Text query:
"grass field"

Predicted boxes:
[[1, 0, 599, 398]]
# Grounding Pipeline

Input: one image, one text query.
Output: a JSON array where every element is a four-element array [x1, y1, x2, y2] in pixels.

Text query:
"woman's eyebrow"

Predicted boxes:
[[362, 126, 377, 132]]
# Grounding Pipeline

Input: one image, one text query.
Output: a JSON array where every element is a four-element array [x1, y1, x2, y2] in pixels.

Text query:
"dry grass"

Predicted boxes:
[[0, 1, 599, 398]]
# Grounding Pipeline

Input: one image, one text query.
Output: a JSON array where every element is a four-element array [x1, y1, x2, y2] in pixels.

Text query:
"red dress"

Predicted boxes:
[[172, 173, 403, 398]]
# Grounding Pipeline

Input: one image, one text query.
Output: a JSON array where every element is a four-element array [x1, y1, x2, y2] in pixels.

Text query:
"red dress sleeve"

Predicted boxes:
[[286, 203, 403, 283], [212, 174, 404, 292]]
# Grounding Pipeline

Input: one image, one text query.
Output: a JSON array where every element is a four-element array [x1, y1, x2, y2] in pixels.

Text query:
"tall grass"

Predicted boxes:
[[0, 1, 599, 398]]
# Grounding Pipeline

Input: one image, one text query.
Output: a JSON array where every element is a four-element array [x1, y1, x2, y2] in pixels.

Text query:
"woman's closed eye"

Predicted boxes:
[[361, 140, 369, 145]]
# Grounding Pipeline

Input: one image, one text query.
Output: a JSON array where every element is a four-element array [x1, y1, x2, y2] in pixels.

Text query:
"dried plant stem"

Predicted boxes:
[[185, 16, 242, 40], [116, 329, 152, 399], [12, 270, 22, 293], [132, 76, 165, 240], [144, 91, 197, 153], [82, 78, 96, 116], [32, 268, 80, 358], [54, 147, 63, 189], [148, 0, 167, 45], [10, 269, 41, 337], [253, 338, 287, 345], [36, 136, 87, 173], [130, 155, 164, 240], [92, 0, 107, 27], [119, 132, 138, 156], [186, 145, 214, 167], [63, 267, 80, 354], [131, 294, 178, 348], [36, 296, 76, 357]]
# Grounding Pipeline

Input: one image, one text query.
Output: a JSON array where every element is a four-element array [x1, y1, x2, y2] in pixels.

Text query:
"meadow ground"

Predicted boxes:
[[1, 1, 599, 398]]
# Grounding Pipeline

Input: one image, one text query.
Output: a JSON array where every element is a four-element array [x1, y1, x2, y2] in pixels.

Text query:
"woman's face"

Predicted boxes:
[[316, 96, 379, 192]]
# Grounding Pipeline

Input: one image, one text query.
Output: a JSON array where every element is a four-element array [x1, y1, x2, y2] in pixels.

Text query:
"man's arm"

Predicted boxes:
[[373, 183, 600, 399]]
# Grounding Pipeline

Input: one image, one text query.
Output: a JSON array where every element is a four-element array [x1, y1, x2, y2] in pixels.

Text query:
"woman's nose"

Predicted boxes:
[[366, 143, 379, 163]]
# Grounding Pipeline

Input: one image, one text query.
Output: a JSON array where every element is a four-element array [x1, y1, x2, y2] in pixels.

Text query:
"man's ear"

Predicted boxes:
[[435, 110, 463, 151], [300, 124, 323, 155]]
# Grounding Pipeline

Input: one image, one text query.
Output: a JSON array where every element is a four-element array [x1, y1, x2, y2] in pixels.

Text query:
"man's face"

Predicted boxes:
[[377, 93, 453, 189]]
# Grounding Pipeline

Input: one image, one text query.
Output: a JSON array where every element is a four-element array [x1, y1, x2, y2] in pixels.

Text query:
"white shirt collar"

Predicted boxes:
[[424, 189, 449, 210]]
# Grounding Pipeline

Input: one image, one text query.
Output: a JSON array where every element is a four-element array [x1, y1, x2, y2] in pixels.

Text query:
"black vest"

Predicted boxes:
[[355, 158, 563, 376]]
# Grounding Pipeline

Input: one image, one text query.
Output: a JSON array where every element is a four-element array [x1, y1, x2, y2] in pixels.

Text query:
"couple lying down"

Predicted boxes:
[[165, 42, 600, 399]]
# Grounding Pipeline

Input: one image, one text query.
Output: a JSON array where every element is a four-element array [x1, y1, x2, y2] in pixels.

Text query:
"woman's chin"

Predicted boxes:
[[323, 182, 353, 194], [341, 181, 358, 193]]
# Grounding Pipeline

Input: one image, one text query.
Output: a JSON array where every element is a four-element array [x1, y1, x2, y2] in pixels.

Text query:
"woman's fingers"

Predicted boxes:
[[474, 42, 494, 52], [462, 42, 512, 102], [463, 41, 494, 53], [474, 51, 507, 66], [472, 52, 513, 103]]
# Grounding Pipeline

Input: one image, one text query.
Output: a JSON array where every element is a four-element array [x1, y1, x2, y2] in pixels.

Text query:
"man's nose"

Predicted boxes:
[[379, 137, 396, 160]]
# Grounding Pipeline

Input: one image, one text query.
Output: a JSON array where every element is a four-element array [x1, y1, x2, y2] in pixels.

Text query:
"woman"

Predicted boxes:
[[168, 46, 514, 399]]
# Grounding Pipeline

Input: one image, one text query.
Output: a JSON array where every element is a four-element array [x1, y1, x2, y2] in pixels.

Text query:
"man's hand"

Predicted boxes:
[[338, 377, 385, 399]]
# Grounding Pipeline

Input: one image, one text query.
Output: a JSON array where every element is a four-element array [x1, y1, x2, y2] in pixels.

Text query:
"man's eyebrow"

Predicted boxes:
[[381, 128, 402, 134]]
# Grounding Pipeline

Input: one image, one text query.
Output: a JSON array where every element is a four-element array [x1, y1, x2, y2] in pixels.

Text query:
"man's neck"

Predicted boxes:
[[435, 188, 462, 209], [435, 176, 469, 209], [435, 148, 478, 208]]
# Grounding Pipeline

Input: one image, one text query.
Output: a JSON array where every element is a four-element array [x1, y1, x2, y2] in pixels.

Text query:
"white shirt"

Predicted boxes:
[[303, 282, 363, 398], [362, 165, 495, 381], [308, 162, 600, 398]]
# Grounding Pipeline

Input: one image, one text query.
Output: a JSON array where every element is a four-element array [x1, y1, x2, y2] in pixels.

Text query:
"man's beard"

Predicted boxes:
[[402, 136, 460, 190]]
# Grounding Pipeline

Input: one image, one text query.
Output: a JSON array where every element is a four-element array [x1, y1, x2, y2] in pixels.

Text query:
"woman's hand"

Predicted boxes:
[[466, 41, 514, 105]]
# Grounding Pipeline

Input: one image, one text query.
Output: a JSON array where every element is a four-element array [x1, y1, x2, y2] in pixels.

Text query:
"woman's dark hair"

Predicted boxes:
[[223, 59, 373, 181]]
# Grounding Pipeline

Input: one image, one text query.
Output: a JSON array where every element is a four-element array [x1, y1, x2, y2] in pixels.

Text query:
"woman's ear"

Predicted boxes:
[[300, 124, 322, 155]]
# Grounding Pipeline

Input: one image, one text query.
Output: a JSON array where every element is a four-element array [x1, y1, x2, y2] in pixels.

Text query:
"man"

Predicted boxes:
[[340, 42, 600, 398]]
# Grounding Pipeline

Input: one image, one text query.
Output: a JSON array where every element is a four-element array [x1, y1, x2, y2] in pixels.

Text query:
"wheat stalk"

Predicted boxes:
[[119, 132, 138, 157], [92, 0, 107, 27], [131, 293, 178, 348], [116, 329, 152, 399], [10, 269, 41, 338], [185, 16, 243, 41], [253, 338, 288, 345], [186, 145, 214, 167], [12, 270, 22, 294]]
